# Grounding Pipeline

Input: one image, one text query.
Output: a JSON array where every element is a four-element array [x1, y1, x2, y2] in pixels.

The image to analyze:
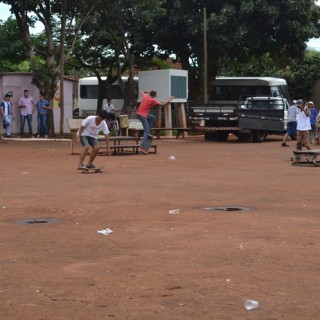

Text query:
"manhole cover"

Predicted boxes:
[[202, 206, 251, 212], [16, 218, 59, 225]]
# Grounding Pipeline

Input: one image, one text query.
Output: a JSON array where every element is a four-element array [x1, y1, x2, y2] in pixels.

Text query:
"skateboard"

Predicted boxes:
[[291, 150, 320, 166], [139, 134, 153, 154], [78, 166, 104, 174]]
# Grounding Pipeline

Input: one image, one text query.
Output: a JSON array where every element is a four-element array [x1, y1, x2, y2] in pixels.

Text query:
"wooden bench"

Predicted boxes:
[[67, 119, 82, 154], [128, 124, 190, 139], [107, 144, 157, 155], [292, 149, 320, 166], [151, 127, 191, 139]]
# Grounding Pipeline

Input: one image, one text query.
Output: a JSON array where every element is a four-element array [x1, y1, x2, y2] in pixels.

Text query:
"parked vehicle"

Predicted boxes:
[[237, 96, 289, 142], [78, 76, 138, 117], [189, 77, 290, 142]]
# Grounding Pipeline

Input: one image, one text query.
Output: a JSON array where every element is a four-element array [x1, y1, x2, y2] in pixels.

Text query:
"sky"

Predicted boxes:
[[0, 3, 42, 33], [1, 2, 320, 49], [0, 3, 11, 21]]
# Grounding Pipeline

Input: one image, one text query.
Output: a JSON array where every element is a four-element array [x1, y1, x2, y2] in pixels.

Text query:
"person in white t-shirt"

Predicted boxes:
[[103, 99, 115, 113], [281, 100, 299, 147], [296, 99, 311, 151], [77, 110, 111, 169]]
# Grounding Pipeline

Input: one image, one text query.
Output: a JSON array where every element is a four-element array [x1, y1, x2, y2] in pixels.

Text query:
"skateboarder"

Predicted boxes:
[[136, 90, 174, 154], [77, 110, 111, 169]]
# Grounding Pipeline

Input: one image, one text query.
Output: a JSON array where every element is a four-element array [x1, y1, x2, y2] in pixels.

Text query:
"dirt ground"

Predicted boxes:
[[0, 134, 320, 320]]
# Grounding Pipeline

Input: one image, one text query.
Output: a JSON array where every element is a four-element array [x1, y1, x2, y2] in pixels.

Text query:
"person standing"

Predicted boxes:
[[281, 100, 299, 147], [77, 110, 111, 169], [136, 90, 174, 154], [18, 89, 36, 137], [36, 94, 52, 138], [296, 99, 311, 151], [1, 93, 14, 138], [307, 101, 318, 144], [103, 98, 119, 133]]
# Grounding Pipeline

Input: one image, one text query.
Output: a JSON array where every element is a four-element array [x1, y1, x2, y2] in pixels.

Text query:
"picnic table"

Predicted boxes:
[[67, 119, 157, 155]]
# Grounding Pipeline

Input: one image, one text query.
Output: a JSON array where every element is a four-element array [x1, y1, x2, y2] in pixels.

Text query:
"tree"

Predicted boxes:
[[0, 17, 29, 71], [72, 0, 166, 115], [151, 0, 320, 101], [2, 0, 101, 135], [281, 50, 320, 100]]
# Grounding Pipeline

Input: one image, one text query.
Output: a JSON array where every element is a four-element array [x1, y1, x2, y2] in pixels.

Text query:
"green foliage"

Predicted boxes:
[[0, 18, 29, 71], [2, 0, 320, 107], [219, 49, 320, 101], [280, 50, 320, 100], [150, 0, 320, 101], [71, 0, 167, 113]]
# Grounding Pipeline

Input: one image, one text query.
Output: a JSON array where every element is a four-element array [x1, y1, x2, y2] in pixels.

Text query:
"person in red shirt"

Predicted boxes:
[[136, 90, 174, 154]]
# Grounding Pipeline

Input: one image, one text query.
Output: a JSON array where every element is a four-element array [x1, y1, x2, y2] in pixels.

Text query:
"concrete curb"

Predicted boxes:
[[1, 137, 71, 142]]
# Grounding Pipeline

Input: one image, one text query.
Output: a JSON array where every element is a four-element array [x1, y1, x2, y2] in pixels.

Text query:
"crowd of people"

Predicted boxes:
[[281, 99, 319, 150], [0, 89, 52, 138], [1, 89, 319, 167]]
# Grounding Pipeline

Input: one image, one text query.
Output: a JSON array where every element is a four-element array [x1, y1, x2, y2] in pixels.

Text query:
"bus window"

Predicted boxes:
[[255, 86, 270, 96], [80, 85, 109, 99], [271, 86, 281, 97], [211, 85, 271, 100], [80, 85, 99, 99], [107, 85, 123, 99], [280, 85, 290, 99]]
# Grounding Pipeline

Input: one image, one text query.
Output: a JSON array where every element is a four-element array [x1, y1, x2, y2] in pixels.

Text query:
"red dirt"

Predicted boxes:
[[0, 135, 320, 320]]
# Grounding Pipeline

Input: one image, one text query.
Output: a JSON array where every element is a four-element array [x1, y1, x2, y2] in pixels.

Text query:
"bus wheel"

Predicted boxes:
[[252, 130, 267, 142]]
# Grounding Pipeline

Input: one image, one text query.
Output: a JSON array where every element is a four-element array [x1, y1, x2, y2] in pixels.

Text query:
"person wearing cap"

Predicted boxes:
[[76, 109, 111, 169], [1, 93, 14, 138], [136, 90, 174, 154], [296, 99, 311, 151], [281, 100, 299, 147], [307, 101, 318, 144]]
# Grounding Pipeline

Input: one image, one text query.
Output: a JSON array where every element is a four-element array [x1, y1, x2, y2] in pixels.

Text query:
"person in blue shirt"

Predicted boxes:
[[36, 93, 52, 138], [1, 93, 14, 138], [308, 101, 318, 144]]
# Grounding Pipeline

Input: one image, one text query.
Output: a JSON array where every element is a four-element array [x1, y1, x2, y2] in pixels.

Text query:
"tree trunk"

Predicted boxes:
[[59, 0, 67, 136]]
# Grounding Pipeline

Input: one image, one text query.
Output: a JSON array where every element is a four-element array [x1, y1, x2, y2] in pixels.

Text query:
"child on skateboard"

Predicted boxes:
[[77, 110, 111, 169], [136, 90, 174, 154]]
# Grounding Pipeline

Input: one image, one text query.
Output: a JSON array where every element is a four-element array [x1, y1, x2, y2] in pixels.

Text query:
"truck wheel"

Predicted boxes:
[[205, 132, 228, 141], [215, 132, 229, 141], [252, 130, 267, 142], [204, 132, 215, 141], [237, 133, 253, 142]]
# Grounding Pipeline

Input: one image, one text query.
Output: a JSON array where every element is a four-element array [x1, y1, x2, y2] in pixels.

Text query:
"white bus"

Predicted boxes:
[[210, 77, 290, 104], [78, 76, 138, 117]]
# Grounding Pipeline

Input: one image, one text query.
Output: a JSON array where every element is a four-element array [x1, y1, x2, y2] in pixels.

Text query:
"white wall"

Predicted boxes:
[[138, 69, 188, 103]]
